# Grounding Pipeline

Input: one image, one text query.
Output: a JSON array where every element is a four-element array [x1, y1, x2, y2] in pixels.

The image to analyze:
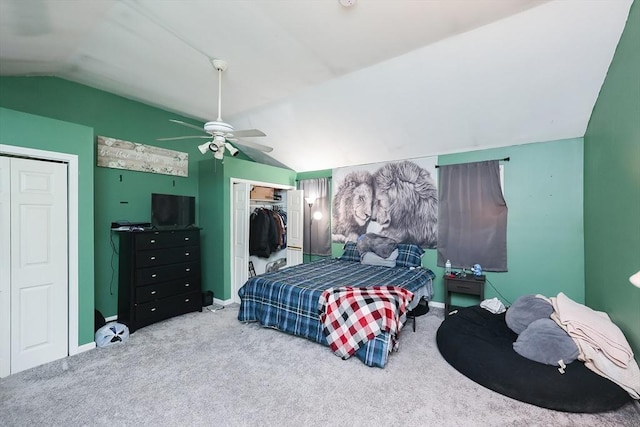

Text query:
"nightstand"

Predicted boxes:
[[444, 274, 485, 316]]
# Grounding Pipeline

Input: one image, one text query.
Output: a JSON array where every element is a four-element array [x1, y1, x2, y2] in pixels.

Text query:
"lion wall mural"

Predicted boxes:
[[331, 170, 374, 243], [332, 157, 438, 249]]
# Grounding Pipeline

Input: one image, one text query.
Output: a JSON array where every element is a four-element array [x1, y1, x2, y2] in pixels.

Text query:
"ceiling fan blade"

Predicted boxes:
[[233, 138, 273, 153], [169, 119, 205, 133], [232, 129, 266, 138], [157, 135, 211, 141]]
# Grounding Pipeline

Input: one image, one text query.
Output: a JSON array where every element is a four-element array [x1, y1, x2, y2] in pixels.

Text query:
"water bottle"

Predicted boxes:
[[445, 260, 452, 276]]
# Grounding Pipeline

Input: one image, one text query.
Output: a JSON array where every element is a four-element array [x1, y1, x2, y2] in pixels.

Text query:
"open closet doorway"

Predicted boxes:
[[230, 179, 302, 304]]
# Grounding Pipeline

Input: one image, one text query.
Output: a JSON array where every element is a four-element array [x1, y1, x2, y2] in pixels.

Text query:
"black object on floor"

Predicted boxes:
[[202, 290, 214, 307], [406, 298, 430, 332], [436, 305, 631, 413]]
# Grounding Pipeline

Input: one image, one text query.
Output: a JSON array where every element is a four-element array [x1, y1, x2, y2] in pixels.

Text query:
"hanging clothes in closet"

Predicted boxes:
[[249, 207, 287, 258]]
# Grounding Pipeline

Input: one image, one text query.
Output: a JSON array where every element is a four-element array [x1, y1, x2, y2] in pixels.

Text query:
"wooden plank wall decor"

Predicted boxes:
[[97, 136, 188, 177]]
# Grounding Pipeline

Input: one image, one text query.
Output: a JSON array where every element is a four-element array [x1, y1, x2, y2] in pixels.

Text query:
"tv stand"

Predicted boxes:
[[117, 228, 202, 332]]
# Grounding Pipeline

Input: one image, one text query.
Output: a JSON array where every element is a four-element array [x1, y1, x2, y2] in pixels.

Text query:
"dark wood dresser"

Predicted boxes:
[[117, 228, 202, 332]]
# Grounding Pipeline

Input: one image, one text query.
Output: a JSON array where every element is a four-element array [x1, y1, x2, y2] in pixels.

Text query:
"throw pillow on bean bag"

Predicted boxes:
[[505, 294, 554, 334], [513, 318, 579, 366]]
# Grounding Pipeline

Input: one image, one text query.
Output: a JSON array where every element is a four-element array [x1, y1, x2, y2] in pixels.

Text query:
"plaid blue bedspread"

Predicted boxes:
[[238, 259, 435, 367]]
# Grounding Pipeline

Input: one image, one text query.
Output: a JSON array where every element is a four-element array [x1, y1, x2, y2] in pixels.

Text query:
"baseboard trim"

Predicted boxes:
[[214, 297, 234, 306], [76, 341, 96, 353], [429, 301, 445, 309]]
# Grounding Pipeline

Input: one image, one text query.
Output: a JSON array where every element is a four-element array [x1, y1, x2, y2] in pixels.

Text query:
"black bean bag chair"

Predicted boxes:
[[436, 305, 632, 413]]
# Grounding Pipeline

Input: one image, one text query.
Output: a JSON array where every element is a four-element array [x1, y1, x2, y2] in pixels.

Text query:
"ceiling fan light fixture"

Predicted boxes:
[[159, 59, 271, 155], [204, 120, 234, 134], [198, 141, 212, 155], [213, 150, 224, 160], [225, 142, 239, 157]]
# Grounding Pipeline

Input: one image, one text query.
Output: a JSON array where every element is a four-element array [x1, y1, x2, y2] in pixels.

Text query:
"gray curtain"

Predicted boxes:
[[298, 178, 331, 256], [437, 160, 508, 271]]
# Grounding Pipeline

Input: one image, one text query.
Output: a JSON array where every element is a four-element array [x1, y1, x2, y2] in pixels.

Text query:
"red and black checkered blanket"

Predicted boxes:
[[318, 286, 414, 359]]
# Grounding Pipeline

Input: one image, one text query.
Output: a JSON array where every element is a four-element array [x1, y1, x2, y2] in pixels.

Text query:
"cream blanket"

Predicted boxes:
[[550, 292, 640, 399]]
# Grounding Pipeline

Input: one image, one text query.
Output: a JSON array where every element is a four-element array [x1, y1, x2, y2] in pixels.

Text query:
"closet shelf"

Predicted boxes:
[[250, 198, 281, 203]]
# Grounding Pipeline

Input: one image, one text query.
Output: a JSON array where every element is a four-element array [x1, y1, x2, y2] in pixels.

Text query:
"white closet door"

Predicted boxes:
[[10, 157, 68, 374], [0, 157, 10, 377], [232, 182, 250, 304], [286, 190, 304, 267]]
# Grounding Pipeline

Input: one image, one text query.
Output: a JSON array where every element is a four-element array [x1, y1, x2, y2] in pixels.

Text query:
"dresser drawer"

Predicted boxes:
[[135, 291, 202, 322], [135, 262, 199, 286], [135, 245, 200, 268], [134, 229, 200, 250], [136, 278, 200, 303], [447, 279, 483, 295]]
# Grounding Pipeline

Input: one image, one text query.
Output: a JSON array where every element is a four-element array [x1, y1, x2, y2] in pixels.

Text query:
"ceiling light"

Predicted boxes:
[[338, 0, 356, 7], [198, 141, 212, 155], [213, 149, 224, 160], [224, 142, 239, 157]]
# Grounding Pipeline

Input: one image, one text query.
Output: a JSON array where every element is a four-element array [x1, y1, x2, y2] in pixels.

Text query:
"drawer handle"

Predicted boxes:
[[185, 283, 190, 287], [151, 290, 156, 295], [150, 256, 156, 260], [185, 298, 190, 302], [185, 252, 190, 256], [151, 274, 157, 278], [150, 239, 156, 244], [185, 268, 191, 272], [184, 237, 190, 241], [151, 307, 156, 312]]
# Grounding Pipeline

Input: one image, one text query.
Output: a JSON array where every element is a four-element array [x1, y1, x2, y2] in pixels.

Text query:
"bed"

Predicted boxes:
[[238, 255, 435, 368]]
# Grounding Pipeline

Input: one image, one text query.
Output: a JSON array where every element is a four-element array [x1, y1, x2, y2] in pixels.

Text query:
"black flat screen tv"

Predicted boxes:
[[151, 193, 196, 228]]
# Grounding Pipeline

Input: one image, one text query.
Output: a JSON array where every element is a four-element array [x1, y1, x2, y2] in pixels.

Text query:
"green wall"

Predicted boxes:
[[199, 157, 296, 300], [584, 1, 640, 358], [0, 76, 296, 333], [0, 77, 208, 324], [0, 107, 95, 346], [437, 139, 585, 306]]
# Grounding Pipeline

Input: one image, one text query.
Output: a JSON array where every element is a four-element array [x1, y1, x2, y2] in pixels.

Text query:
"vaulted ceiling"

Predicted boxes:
[[0, 0, 633, 171]]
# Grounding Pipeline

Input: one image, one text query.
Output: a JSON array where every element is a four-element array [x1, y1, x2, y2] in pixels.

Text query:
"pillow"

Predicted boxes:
[[395, 243, 424, 268], [505, 294, 554, 335], [339, 242, 361, 262], [356, 234, 398, 259], [361, 249, 399, 268], [513, 318, 579, 366]]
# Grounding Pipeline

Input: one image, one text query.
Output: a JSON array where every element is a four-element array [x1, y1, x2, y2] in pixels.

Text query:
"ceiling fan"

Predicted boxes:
[[158, 59, 272, 160]]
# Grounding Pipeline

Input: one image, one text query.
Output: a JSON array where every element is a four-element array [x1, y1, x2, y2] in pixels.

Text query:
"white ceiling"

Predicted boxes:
[[0, 0, 633, 171]]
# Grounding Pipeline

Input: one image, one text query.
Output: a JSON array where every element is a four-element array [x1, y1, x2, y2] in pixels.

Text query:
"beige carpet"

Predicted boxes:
[[1, 305, 638, 426]]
